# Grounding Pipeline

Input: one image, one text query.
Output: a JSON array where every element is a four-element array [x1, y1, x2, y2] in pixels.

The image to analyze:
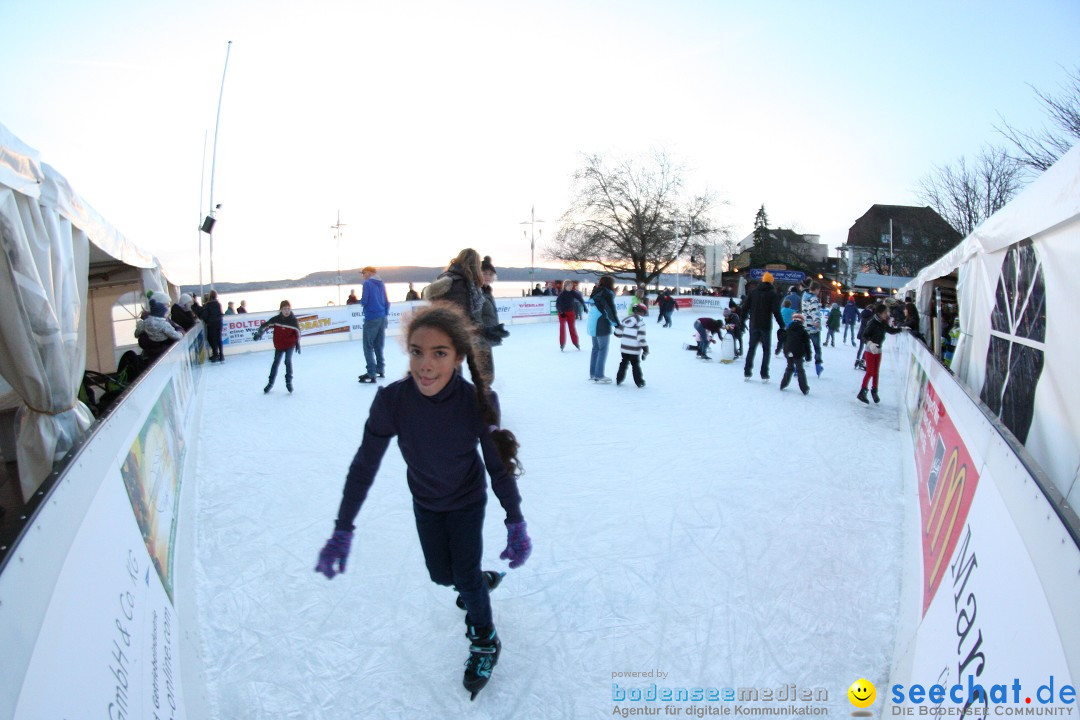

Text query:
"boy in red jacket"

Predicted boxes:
[[253, 300, 302, 393]]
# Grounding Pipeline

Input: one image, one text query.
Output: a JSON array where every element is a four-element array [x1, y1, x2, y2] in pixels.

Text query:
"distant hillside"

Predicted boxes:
[[180, 265, 693, 295]]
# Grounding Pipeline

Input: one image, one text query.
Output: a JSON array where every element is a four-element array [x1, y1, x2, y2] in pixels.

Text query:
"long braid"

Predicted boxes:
[[406, 302, 523, 478], [465, 350, 523, 478]]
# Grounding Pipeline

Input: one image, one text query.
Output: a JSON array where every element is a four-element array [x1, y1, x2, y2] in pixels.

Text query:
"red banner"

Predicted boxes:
[[913, 381, 980, 614]]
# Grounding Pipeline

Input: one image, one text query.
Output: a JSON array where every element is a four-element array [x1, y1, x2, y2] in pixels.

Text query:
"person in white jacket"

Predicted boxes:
[[135, 292, 182, 358], [801, 281, 824, 376], [613, 303, 650, 388]]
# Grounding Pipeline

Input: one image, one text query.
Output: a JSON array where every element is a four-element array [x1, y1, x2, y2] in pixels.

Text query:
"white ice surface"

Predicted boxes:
[[193, 310, 907, 719]]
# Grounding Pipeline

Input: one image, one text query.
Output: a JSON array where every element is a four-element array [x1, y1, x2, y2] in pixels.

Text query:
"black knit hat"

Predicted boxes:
[[481, 256, 496, 274]]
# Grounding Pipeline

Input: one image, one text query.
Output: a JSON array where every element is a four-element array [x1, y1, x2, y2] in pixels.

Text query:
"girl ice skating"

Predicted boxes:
[[315, 303, 531, 700]]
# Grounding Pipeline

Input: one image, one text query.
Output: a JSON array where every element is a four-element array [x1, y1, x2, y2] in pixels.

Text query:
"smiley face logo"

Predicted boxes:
[[848, 678, 876, 708]]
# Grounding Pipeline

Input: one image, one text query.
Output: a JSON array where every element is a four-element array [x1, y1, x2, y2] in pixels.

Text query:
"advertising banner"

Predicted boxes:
[[224, 307, 353, 346], [902, 472, 1070, 712], [690, 296, 736, 310], [889, 339, 1074, 715], [908, 377, 980, 615], [508, 297, 557, 319], [9, 344, 201, 718], [748, 268, 805, 284], [347, 302, 414, 332], [13, 469, 188, 718]]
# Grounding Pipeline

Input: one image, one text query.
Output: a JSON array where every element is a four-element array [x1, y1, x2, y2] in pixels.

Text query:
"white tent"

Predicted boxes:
[[0, 122, 174, 500], [901, 142, 1080, 509]]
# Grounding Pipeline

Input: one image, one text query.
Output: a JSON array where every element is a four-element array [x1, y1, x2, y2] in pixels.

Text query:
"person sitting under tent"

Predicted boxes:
[[135, 292, 183, 359]]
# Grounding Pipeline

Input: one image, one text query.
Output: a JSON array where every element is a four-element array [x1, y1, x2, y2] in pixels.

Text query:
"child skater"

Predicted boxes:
[[857, 302, 904, 404], [692, 316, 724, 359], [613, 303, 649, 387], [252, 300, 301, 393], [779, 312, 812, 395], [315, 303, 531, 700]]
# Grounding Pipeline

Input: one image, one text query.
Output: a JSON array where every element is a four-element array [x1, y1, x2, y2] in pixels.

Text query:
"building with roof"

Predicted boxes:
[[837, 204, 961, 288]]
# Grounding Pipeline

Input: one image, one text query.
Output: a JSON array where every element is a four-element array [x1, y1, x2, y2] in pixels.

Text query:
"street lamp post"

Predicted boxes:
[[331, 211, 346, 305], [520, 206, 544, 288]]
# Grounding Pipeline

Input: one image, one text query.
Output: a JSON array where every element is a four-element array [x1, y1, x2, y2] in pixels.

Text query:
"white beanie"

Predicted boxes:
[[178, 293, 192, 309]]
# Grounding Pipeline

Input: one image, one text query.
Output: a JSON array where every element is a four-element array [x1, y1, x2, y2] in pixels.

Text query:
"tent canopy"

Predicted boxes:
[[852, 272, 912, 291], [0, 121, 174, 500]]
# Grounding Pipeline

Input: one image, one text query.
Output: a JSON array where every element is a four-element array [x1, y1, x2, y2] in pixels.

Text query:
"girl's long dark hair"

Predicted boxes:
[[405, 303, 523, 477]]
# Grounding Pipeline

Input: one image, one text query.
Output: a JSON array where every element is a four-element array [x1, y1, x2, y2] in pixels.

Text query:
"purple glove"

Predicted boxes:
[[499, 521, 532, 569], [315, 530, 353, 579]]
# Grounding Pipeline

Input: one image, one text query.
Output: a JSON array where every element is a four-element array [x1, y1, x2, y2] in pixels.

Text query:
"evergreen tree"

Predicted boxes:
[[751, 205, 772, 267]]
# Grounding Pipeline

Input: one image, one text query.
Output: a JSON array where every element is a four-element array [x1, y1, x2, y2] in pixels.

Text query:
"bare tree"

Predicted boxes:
[[546, 151, 729, 287], [917, 146, 1023, 237], [996, 65, 1080, 174]]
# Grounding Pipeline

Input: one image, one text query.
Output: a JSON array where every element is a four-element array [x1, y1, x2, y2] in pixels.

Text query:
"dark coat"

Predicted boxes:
[[862, 315, 902, 346], [203, 299, 224, 329], [842, 301, 858, 324], [590, 286, 619, 336], [741, 282, 785, 331], [556, 289, 585, 314], [425, 263, 484, 324], [171, 304, 197, 331], [857, 306, 875, 339], [783, 320, 812, 360]]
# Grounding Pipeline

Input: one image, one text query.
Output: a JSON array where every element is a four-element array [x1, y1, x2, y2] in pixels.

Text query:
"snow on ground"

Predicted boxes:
[[193, 308, 907, 719]]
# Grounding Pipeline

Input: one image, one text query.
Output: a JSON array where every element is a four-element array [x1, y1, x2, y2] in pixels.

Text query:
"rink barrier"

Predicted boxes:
[[0, 328, 209, 719], [219, 294, 736, 356], [886, 333, 1079, 712], [219, 295, 639, 354]]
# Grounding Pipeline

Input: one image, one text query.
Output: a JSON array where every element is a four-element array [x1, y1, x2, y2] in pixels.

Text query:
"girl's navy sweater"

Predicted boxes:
[[335, 373, 523, 531]]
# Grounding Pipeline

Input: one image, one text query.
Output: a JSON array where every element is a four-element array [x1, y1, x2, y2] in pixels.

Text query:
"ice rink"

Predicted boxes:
[[193, 307, 907, 719]]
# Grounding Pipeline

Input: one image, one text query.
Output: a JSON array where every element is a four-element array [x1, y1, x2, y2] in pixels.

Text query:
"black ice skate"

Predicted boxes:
[[456, 570, 505, 610], [463, 624, 501, 700]]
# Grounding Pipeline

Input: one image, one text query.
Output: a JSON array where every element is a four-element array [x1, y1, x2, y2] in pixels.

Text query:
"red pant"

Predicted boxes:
[[861, 351, 882, 390], [559, 312, 579, 347]]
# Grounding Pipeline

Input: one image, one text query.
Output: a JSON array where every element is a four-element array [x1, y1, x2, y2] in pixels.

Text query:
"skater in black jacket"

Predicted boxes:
[[741, 273, 786, 381], [857, 302, 904, 404], [779, 313, 812, 394], [315, 303, 531, 700]]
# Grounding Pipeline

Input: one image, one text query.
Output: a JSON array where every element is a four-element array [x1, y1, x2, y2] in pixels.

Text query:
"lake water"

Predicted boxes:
[[212, 281, 567, 313]]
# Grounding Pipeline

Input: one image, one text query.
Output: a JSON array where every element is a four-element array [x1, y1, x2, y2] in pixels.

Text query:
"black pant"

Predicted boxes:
[[206, 323, 224, 359], [616, 353, 644, 386], [780, 356, 809, 392], [413, 501, 491, 627], [268, 347, 294, 384], [743, 328, 773, 378]]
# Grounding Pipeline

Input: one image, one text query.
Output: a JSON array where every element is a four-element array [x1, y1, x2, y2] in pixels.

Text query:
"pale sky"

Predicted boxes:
[[2, 0, 1078, 285]]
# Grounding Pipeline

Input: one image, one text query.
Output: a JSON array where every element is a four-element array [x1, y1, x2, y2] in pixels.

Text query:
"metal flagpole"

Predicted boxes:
[[331, 211, 347, 305], [198, 130, 207, 299], [208, 40, 232, 290], [520, 206, 544, 288]]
